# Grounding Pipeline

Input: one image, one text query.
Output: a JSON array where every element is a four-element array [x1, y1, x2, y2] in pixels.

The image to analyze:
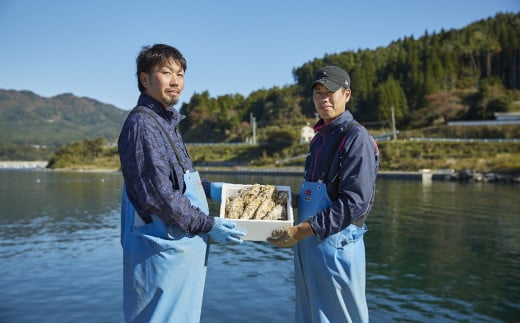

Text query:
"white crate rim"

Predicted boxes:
[[219, 183, 294, 241]]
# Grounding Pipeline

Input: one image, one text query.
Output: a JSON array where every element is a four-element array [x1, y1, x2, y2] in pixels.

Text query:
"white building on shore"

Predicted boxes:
[[300, 123, 315, 144]]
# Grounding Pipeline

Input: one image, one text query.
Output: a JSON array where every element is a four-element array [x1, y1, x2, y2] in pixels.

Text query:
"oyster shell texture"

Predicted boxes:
[[225, 184, 288, 220]]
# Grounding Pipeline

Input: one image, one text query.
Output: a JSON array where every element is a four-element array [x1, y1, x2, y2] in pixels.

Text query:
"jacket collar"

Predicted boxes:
[[313, 110, 354, 134], [137, 93, 185, 123]]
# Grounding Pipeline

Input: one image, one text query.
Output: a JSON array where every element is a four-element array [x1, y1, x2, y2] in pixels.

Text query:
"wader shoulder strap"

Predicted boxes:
[[320, 121, 359, 182], [131, 107, 190, 173]]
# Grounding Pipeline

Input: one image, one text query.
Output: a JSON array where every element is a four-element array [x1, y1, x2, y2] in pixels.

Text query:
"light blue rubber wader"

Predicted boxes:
[[121, 171, 210, 323], [295, 181, 368, 323]]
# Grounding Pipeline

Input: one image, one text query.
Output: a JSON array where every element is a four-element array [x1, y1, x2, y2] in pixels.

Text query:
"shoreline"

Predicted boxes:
[[1, 162, 518, 183], [199, 167, 520, 183]]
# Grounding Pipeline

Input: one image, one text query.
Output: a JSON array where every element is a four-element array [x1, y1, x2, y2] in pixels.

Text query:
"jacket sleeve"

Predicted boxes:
[[118, 116, 214, 234], [310, 128, 378, 239]]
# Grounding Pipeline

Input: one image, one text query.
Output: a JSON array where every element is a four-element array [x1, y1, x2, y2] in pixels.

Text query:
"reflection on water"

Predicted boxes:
[[0, 170, 124, 323], [366, 180, 520, 322], [0, 170, 519, 322]]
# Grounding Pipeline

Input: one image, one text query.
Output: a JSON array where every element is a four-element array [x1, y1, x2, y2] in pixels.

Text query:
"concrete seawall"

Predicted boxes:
[[1, 163, 516, 183], [199, 167, 518, 183], [0, 161, 48, 169], [199, 167, 426, 181]]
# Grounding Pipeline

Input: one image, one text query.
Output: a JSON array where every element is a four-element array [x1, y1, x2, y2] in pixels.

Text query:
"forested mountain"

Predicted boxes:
[[0, 89, 127, 147], [179, 12, 520, 142]]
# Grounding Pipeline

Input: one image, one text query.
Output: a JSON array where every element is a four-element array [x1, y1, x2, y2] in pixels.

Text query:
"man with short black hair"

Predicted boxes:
[[118, 44, 245, 322]]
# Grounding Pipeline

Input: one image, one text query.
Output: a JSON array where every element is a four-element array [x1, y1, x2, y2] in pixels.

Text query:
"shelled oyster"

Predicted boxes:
[[225, 184, 288, 221]]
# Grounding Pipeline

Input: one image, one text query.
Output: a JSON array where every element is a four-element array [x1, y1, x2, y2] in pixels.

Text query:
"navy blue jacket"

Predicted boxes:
[[118, 94, 214, 234], [304, 110, 379, 240]]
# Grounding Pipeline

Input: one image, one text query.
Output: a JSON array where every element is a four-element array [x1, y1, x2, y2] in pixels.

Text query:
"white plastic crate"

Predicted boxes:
[[219, 183, 294, 241]]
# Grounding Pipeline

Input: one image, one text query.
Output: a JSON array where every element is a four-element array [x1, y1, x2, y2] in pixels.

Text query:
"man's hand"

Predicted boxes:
[[209, 217, 246, 243], [210, 182, 225, 203], [267, 221, 314, 248], [267, 226, 298, 248]]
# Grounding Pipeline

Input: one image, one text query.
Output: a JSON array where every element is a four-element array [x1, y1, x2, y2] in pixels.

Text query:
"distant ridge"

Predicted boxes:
[[0, 89, 128, 147]]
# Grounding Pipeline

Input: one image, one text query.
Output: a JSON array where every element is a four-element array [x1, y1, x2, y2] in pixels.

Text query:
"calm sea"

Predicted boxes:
[[0, 170, 519, 322]]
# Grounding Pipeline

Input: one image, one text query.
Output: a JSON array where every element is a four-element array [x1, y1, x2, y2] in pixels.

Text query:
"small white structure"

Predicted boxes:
[[494, 112, 520, 121], [0, 161, 48, 169], [300, 123, 315, 144]]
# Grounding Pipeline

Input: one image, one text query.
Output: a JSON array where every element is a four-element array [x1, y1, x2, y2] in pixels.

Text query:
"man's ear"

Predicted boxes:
[[344, 88, 352, 102], [139, 72, 149, 90]]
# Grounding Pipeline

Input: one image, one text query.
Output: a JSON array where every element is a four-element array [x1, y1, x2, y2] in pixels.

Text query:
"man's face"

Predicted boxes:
[[312, 84, 350, 122], [139, 58, 185, 108]]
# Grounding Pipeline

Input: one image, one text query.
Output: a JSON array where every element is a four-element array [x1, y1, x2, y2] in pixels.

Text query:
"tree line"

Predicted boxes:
[[179, 12, 520, 143], [46, 138, 116, 169]]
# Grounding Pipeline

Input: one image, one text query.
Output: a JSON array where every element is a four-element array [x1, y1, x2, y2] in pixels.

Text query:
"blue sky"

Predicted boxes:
[[0, 0, 518, 111]]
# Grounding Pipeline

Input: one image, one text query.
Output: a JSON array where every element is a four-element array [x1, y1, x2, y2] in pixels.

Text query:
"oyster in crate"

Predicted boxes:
[[220, 184, 294, 241], [224, 184, 288, 221]]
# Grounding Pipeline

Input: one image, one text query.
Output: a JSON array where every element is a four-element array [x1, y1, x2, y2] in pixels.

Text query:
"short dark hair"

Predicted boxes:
[[136, 44, 187, 92]]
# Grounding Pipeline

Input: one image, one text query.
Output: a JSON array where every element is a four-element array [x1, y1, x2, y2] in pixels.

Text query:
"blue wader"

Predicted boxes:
[[121, 171, 210, 323], [295, 181, 368, 323]]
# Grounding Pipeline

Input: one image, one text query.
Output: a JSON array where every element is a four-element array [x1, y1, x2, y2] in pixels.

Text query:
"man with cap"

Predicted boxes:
[[268, 65, 379, 322]]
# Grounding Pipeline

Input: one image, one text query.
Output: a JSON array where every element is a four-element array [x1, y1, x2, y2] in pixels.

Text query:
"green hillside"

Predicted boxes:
[[0, 90, 127, 146], [0, 90, 128, 159], [1, 12, 519, 162], [178, 12, 520, 142]]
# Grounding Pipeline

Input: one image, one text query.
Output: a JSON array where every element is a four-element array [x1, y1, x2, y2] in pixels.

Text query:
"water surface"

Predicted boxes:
[[0, 170, 518, 322]]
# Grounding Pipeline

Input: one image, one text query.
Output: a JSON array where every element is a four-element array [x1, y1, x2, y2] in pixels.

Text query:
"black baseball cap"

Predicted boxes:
[[312, 66, 351, 92]]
